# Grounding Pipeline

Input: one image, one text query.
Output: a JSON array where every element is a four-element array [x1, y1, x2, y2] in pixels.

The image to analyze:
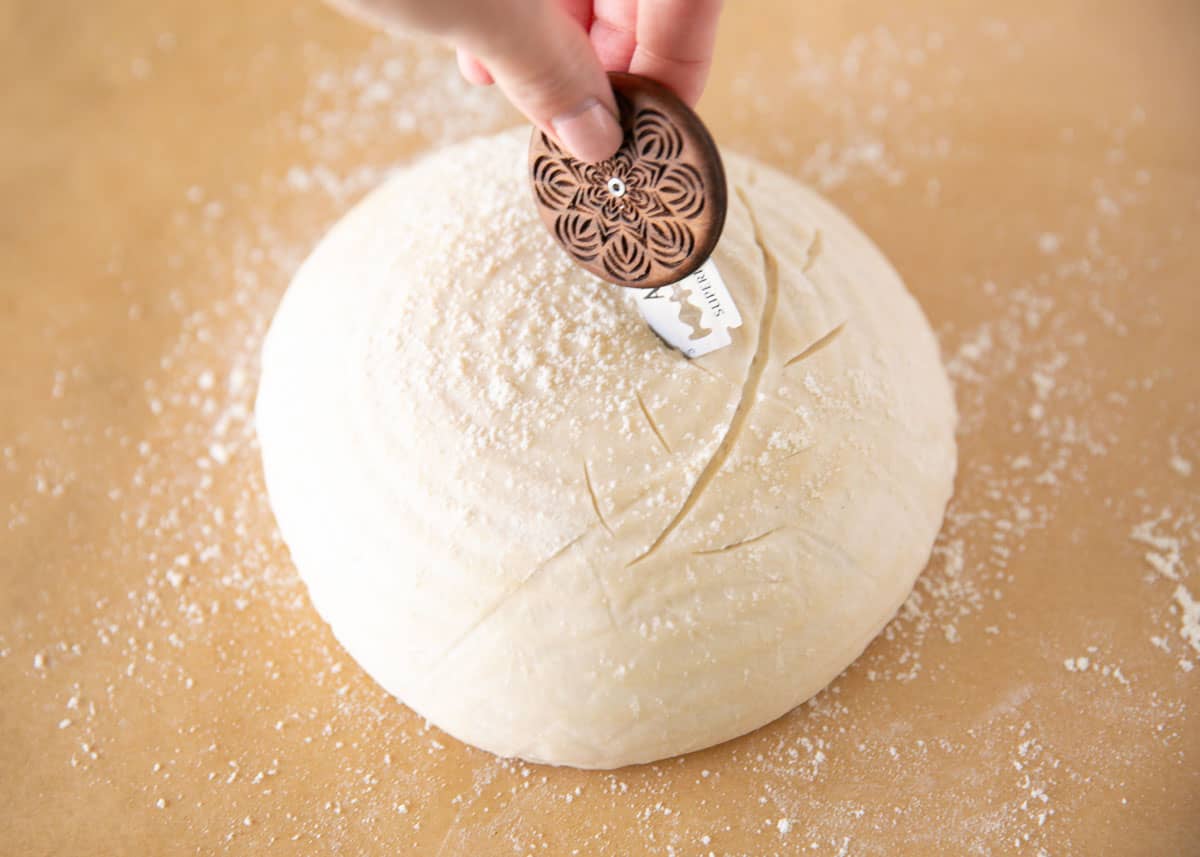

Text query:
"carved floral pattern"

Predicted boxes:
[[531, 106, 707, 285]]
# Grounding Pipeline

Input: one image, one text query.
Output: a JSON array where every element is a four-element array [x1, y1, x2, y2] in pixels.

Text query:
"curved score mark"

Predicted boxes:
[[629, 187, 781, 567], [583, 461, 614, 538], [784, 322, 846, 368], [635, 390, 672, 454], [693, 527, 781, 556]]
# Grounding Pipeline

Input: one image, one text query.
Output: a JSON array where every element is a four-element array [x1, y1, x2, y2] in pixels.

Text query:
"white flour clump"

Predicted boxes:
[[1173, 586, 1200, 658]]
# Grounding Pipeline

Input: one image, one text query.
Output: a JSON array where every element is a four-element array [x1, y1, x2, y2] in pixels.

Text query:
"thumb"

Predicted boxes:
[[457, 3, 623, 163]]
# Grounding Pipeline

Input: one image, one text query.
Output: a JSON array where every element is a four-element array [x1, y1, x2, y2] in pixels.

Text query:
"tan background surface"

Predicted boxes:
[[2, 1, 1198, 854]]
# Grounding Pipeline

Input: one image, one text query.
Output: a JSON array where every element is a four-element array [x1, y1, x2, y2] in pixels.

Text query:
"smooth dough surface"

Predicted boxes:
[[256, 129, 957, 769]]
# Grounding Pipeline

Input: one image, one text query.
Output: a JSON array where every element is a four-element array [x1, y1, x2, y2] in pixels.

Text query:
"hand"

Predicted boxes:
[[330, 0, 723, 163]]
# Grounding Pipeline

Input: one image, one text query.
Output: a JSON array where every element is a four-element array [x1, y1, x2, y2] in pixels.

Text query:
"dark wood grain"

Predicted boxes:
[[529, 73, 727, 289]]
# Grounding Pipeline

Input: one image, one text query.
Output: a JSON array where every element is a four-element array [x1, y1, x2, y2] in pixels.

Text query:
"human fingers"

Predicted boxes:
[[460, 0, 622, 162], [630, 0, 722, 106], [456, 47, 494, 85], [330, 0, 622, 162], [557, 0, 594, 29], [590, 0, 638, 71]]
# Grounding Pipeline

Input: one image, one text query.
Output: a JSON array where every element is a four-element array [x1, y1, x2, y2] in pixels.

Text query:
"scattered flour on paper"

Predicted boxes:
[[3, 18, 1195, 856]]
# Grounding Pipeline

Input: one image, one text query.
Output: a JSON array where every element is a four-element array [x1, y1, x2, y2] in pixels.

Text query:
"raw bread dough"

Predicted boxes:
[[255, 129, 957, 769]]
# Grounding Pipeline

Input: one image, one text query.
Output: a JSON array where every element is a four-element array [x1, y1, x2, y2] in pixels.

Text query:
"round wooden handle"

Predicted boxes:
[[528, 73, 727, 290]]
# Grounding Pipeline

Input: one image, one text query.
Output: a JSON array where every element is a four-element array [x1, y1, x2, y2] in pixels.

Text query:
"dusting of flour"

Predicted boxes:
[[4, 17, 1196, 856]]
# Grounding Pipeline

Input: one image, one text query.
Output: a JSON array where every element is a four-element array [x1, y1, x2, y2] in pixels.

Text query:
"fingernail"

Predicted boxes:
[[551, 98, 622, 163]]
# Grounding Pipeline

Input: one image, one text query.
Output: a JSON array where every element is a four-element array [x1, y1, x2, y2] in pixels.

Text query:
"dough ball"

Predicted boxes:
[[255, 129, 957, 769]]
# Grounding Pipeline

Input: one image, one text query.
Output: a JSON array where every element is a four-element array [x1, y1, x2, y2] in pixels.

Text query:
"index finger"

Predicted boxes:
[[630, 0, 723, 106], [591, 0, 638, 71]]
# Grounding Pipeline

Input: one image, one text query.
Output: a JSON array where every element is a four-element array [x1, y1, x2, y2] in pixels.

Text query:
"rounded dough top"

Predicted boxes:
[[256, 128, 957, 769]]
